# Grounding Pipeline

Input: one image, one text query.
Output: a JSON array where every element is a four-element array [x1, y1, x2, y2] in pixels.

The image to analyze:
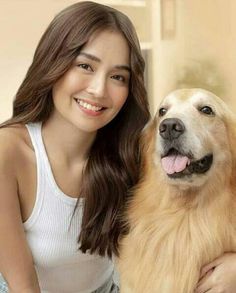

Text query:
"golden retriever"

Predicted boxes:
[[118, 88, 236, 292]]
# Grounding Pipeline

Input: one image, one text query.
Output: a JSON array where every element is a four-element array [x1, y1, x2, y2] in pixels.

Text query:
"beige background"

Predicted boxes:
[[1, 0, 236, 122]]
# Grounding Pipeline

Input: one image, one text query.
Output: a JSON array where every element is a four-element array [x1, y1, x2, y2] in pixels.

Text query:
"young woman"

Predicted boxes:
[[0, 1, 150, 292], [1, 2, 235, 293]]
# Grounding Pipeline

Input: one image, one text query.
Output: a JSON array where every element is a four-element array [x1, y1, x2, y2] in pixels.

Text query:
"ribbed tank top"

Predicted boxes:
[[23, 122, 113, 293]]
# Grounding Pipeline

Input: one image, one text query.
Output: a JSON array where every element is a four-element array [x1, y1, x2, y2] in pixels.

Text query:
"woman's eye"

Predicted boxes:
[[199, 106, 214, 115], [77, 63, 93, 71], [111, 75, 126, 83], [159, 107, 167, 117]]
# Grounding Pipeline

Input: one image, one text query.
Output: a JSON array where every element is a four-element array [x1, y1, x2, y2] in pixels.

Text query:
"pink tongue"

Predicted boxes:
[[161, 155, 190, 175]]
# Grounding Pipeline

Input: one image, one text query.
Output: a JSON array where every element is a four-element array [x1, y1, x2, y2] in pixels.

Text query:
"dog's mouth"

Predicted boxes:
[[161, 148, 213, 179]]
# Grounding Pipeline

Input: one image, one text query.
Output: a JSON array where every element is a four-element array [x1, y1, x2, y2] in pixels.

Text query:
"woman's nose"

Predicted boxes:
[[86, 73, 107, 98]]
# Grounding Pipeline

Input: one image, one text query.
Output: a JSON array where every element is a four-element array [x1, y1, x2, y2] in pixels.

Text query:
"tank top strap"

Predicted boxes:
[[26, 122, 48, 171], [25, 122, 78, 205], [24, 122, 48, 229], [26, 122, 55, 191]]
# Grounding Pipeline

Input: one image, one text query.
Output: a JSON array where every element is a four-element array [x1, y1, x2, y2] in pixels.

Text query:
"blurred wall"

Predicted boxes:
[[152, 0, 236, 113]]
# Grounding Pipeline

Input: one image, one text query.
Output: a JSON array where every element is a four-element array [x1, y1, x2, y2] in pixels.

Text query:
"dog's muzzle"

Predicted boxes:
[[159, 118, 213, 178]]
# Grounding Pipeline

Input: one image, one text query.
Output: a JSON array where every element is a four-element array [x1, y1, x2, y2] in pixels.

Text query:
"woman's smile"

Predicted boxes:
[[73, 97, 106, 117]]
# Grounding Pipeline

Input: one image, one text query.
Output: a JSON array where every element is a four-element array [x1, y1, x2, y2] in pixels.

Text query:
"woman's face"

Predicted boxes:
[[52, 30, 130, 133]]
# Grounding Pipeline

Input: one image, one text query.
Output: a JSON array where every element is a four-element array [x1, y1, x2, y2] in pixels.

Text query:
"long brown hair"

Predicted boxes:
[[2, 1, 150, 257]]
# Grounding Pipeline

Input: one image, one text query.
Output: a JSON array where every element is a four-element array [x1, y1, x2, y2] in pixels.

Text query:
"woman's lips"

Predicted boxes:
[[74, 98, 106, 116]]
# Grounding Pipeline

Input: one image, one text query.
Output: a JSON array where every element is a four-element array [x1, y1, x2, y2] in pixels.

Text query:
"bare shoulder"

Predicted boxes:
[[0, 124, 33, 171]]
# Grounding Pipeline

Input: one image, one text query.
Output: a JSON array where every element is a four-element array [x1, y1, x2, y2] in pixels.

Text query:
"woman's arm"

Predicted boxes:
[[195, 253, 236, 293], [0, 134, 40, 292]]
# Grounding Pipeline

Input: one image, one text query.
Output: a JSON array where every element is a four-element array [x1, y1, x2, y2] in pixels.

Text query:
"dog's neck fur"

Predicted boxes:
[[123, 166, 236, 292]]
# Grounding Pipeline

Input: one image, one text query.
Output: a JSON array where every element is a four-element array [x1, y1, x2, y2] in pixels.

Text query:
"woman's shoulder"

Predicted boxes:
[[0, 124, 33, 167]]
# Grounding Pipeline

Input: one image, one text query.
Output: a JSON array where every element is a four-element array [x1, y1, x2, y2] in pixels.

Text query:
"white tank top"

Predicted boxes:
[[24, 122, 113, 293]]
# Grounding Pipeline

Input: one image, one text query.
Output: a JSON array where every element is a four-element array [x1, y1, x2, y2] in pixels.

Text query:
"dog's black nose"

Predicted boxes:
[[159, 118, 185, 140]]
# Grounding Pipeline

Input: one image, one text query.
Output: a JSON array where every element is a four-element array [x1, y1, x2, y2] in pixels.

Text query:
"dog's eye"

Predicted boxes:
[[199, 106, 214, 115], [159, 108, 167, 117]]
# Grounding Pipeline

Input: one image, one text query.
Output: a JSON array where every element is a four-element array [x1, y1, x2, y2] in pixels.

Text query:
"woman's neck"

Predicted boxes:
[[42, 111, 96, 166]]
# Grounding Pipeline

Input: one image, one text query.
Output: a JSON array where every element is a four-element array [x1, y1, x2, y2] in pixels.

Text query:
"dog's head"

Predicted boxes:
[[150, 88, 236, 189]]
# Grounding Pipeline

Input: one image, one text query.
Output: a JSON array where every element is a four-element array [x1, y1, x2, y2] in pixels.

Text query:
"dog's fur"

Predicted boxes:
[[118, 89, 236, 292]]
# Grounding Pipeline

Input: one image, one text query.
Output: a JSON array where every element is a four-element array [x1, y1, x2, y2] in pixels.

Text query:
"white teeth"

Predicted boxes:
[[75, 99, 103, 112]]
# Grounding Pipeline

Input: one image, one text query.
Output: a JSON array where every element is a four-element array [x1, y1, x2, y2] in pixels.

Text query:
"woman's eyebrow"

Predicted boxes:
[[78, 52, 131, 72], [79, 52, 101, 62], [115, 65, 131, 73]]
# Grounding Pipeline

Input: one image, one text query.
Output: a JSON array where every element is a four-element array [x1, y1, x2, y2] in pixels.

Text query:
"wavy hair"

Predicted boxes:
[[2, 1, 150, 257]]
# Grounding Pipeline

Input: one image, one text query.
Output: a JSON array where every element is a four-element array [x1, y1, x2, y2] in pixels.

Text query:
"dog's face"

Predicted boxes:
[[154, 88, 235, 188]]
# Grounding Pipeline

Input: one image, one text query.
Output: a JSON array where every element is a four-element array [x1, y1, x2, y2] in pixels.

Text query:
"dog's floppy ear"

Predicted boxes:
[[139, 117, 158, 174], [223, 109, 236, 186]]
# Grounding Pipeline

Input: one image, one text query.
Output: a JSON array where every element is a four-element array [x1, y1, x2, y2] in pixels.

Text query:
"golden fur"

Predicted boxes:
[[118, 89, 236, 292]]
